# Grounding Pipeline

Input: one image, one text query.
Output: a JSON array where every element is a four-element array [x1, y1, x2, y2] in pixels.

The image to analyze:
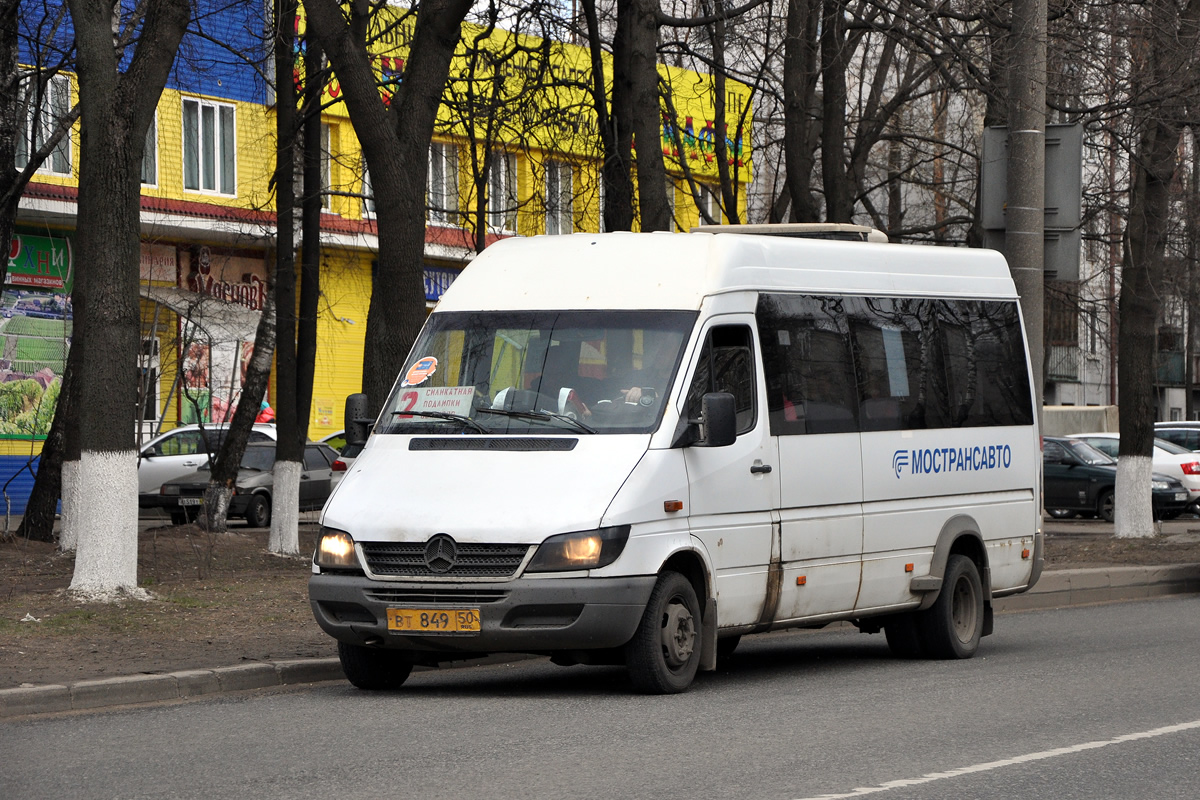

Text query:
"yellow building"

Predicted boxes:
[[6, 6, 752, 511]]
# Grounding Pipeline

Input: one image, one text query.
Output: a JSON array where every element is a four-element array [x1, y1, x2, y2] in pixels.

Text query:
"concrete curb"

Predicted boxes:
[[5, 564, 1200, 719]]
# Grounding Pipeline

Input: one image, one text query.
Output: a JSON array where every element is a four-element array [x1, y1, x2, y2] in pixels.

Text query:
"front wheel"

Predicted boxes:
[[625, 571, 702, 694], [338, 642, 414, 690], [918, 554, 984, 659]]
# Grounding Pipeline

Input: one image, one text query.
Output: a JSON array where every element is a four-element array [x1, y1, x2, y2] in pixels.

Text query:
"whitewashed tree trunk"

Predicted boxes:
[[268, 459, 301, 555], [68, 451, 140, 597], [58, 458, 81, 551], [1115, 455, 1155, 538]]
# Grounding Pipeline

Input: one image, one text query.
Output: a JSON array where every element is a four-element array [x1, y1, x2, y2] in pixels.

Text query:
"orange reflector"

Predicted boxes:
[[664, 500, 683, 513], [904, 563, 914, 573], [796, 576, 806, 586], [1022, 548, 1031, 559]]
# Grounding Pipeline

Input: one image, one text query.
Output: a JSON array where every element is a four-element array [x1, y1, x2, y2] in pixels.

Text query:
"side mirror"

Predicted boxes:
[[699, 392, 737, 447], [345, 393, 371, 446]]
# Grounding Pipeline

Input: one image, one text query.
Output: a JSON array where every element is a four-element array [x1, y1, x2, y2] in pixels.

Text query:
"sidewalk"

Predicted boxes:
[[5, 560, 1198, 719]]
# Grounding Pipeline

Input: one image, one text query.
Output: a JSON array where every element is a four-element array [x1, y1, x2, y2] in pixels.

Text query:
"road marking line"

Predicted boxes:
[[794, 719, 1200, 799]]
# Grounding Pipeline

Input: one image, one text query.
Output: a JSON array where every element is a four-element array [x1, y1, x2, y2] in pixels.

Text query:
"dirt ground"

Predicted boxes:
[[3, 516, 1200, 689]]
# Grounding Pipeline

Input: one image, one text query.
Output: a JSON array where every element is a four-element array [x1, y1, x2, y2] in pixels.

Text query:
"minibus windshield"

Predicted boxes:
[[379, 310, 698, 435]]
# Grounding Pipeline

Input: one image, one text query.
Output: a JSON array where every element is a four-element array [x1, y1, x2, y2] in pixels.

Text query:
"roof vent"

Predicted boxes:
[[690, 222, 888, 243]]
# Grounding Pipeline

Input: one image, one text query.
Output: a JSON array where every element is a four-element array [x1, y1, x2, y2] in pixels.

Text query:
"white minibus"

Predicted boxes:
[[309, 227, 1044, 693]]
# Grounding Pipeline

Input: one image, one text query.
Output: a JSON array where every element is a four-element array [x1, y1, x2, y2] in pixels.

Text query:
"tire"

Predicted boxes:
[[169, 510, 193, 526], [884, 612, 927, 659], [917, 554, 984, 659], [1097, 489, 1115, 523], [245, 494, 271, 528], [337, 641, 414, 690], [625, 571, 702, 694]]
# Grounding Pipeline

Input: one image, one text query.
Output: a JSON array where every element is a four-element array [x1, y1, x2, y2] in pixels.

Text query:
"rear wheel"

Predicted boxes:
[[918, 554, 984, 659], [716, 634, 741, 664], [337, 642, 414, 690], [1097, 489, 1115, 523], [625, 571, 702, 693]]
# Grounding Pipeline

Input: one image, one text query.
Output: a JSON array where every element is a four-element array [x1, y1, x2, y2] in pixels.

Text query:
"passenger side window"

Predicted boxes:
[[684, 325, 757, 435], [304, 447, 331, 470], [756, 295, 858, 435]]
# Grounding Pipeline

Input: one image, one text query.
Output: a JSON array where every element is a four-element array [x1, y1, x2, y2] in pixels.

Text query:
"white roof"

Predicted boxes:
[[434, 231, 1019, 313]]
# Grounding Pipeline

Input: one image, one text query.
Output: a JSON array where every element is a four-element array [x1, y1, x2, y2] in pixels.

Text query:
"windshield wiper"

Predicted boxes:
[[391, 409, 488, 433], [477, 407, 595, 434]]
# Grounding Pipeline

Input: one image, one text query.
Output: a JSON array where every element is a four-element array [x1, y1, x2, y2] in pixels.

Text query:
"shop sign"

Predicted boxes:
[[181, 246, 267, 311], [5, 234, 72, 290], [140, 243, 177, 283], [424, 265, 460, 301]]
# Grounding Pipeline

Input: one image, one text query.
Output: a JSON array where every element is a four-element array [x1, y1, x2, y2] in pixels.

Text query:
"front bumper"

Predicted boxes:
[[309, 572, 657, 656]]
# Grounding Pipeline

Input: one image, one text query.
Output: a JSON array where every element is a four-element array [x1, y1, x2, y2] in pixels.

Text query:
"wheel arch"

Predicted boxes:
[[915, 515, 991, 612]]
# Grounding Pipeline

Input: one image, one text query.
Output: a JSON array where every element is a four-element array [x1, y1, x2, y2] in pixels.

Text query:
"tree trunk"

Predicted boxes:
[[66, 0, 189, 597], [582, 0, 635, 232], [783, 0, 820, 223]]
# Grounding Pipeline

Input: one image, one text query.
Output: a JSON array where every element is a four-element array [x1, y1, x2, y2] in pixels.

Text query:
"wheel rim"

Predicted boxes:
[[950, 575, 978, 642], [1101, 494, 1114, 521], [659, 597, 696, 669]]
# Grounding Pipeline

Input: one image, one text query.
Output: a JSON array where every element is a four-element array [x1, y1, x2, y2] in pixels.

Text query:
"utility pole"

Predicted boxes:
[[1007, 0, 1048, 412]]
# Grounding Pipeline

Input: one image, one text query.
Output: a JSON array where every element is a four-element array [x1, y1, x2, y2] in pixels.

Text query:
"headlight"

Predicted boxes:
[[315, 527, 359, 569], [161, 485, 180, 496], [526, 525, 630, 572], [1152, 479, 1171, 491]]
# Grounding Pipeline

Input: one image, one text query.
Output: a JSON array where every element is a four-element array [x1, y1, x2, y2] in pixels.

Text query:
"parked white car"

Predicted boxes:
[[1154, 421, 1200, 452], [1066, 432, 1200, 512], [137, 423, 277, 497]]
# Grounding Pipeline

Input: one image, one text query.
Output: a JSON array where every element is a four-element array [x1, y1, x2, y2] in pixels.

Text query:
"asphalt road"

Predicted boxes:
[[3, 597, 1200, 800]]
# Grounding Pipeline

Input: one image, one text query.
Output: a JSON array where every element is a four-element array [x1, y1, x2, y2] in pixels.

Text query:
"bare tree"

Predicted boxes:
[[66, 0, 190, 597], [304, 0, 472, 415], [1115, 0, 1200, 537]]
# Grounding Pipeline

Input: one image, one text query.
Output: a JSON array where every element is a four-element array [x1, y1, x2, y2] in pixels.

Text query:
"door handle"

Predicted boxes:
[[750, 463, 772, 474]]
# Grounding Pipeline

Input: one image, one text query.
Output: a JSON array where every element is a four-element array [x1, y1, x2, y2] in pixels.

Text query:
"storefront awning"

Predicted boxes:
[[139, 285, 261, 344]]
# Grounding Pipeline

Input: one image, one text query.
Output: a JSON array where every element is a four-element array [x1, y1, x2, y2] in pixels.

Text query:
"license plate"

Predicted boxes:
[[178, 498, 202, 506], [1177, 493, 1188, 502], [387, 608, 481, 634]]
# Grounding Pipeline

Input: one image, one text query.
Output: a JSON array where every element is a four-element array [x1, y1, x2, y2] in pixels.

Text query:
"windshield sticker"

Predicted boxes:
[[394, 386, 475, 418], [402, 356, 438, 387]]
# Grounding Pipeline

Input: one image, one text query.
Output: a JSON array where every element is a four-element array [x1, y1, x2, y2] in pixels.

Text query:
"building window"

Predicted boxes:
[[428, 142, 459, 225], [545, 160, 573, 235], [182, 98, 235, 194], [361, 161, 375, 218], [15, 73, 71, 175], [141, 113, 158, 186], [697, 183, 721, 225], [488, 150, 517, 232]]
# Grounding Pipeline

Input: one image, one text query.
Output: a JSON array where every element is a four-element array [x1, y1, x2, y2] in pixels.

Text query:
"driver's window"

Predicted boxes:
[[684, 325, 757, 435]]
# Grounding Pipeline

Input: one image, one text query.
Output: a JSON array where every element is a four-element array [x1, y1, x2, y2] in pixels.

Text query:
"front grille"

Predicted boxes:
[[364, 588, 509, 604], [360, 542, 532, 578]]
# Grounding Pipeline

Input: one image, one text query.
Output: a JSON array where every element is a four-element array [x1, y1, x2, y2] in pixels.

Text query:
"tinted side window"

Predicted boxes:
[[756, 294, 858, 435], [939, 299, 1034, 427], [304, 447, 331, 470], [757, 294, 1033, 435], [684, 325, 756, 434], [159, 431, 202, 456]]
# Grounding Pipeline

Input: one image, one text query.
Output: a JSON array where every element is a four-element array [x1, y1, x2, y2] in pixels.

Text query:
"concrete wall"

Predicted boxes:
[[1043, 404, 1119, 436]]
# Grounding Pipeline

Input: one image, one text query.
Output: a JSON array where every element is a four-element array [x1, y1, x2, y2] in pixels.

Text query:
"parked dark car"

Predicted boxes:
[[1043, 436, 1190, 522], [145, 442, 339, 527]]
